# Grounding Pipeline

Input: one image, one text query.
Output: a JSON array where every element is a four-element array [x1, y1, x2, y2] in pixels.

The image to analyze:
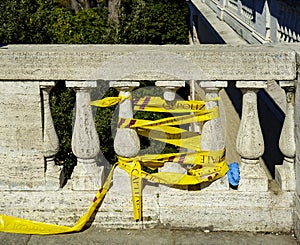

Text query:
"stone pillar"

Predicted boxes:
[[155, 81, 186, 174], [275, 80, 296, 191], [199, 81, 227, 151], [109, 81, 140, 193], [66, 81, 102, 190], [40, 81, 60, 190], [110, 81, 140, 158], [236, 81, 268, 192], [199, 81, 228, 190]]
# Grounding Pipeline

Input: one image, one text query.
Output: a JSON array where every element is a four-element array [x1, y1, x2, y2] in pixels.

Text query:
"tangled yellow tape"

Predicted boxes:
[[94, 95, 228, 222], [0, 94, 228, 234]]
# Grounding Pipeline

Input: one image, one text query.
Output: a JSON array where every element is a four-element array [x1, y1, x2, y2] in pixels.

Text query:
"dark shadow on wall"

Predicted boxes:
[[271, 0, 300, 38], [241, 0, 265, 14], [258, 90, 284, 176]]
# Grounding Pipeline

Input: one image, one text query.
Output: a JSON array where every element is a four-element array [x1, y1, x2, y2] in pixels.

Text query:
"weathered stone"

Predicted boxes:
[[199, 81, 229, 190], [0, 44, 299, 234], [0, 45, 296, 81], [236, 81, 269, 192], [66, 81, 102, 190], [0, 82, 44, 190], [40, 81, 61, 190], [110, 81, 140, 158], [0, 179, 294, 231], [275, 81, 296, 191], [155, 81, 185, 101]]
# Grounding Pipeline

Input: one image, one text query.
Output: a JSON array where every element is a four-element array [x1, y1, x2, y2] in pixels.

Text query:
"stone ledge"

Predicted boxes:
[[0, 45, 297, 81], [0, 183, 294, 232]]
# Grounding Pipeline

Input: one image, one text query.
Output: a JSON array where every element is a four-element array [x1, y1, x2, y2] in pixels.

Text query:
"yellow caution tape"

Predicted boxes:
[[133, 96, 207, 113], [138, 128, 201, 151], [90, 94, 131, 107], [130, 160, 143, 221], [118, 108, 218, 128], [0, 164, 117, 235], [92, 94, 227, 222], [0, 94, 227, 234], [118, 150, 228, 221], [119, 159, 228, 186], [116, 107, 218, 151], [91, 95, 213, 113]]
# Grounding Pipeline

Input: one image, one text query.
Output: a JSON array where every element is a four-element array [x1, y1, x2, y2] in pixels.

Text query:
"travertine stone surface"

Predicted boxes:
[[236, 81, 266, 159], [236, 81, 269, 192], [155, 81, 185, 101], [66, 81, 102, 190], [110, 81, 140, 158], [275, 81, 296, 191], [40, 82, 61, 190], [0, 82, 44, 190], [0, 45, 296, 81], [199, 81, 227, 151], [0, 181, 294, 232], [199, 81, 228, 190]]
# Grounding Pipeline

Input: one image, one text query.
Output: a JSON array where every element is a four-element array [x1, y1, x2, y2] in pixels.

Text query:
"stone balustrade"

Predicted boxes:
[[198, 0, 300, 44], [0, 44, 299, 233]]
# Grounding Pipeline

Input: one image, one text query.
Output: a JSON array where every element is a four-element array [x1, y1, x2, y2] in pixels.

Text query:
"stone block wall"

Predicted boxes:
[[0, 82, 44, 190]]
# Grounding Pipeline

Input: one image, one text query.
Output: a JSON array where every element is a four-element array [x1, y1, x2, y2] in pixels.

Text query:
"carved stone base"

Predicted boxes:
[[275, 158, 296, 191], [70, 159, 104, 191], [109, 166, 132, 193], [238, 160, 269, 192]]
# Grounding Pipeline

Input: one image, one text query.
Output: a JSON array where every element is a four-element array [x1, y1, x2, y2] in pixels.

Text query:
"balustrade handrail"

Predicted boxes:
[[0, 44, 297, 81]]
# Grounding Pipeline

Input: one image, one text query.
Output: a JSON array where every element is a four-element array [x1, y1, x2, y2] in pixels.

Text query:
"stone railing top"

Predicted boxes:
[[0, 44, 297, 81]]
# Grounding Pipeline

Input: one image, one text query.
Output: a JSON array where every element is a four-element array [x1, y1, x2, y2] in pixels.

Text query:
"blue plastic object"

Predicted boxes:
[[227, 162, 240, 187]]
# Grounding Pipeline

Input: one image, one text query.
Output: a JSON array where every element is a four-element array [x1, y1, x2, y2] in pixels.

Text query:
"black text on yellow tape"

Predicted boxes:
[[133, 96, 207, 113]]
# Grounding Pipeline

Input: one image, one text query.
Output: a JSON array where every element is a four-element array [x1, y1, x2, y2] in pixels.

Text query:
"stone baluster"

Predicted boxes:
[[216, 0, 226, 20], [155, 80, 185, 102], [236, 81, 268, 192], [275, 80, 296, 191], [66, 81, 102, 190], [111, 81, 140, 157], [199, 81, 228, 190], [40, 81, 60, 190], [155, 81, 186, 174], [109, 81, 140, 193], [199, 81, 227, 151]]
